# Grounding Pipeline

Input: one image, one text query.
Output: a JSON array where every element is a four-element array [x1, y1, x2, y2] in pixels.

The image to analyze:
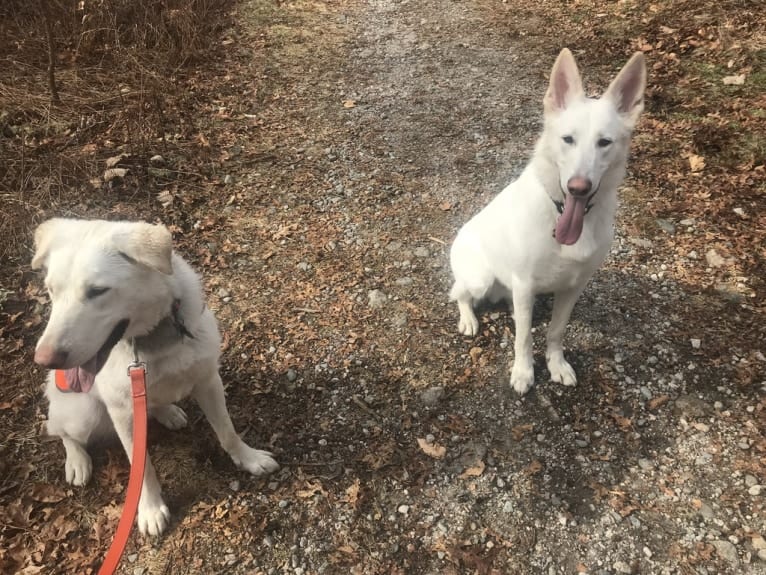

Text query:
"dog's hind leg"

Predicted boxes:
[[193, 373, 279, 477], [545, 285, 584, 387], [449, 232, 495, 337]]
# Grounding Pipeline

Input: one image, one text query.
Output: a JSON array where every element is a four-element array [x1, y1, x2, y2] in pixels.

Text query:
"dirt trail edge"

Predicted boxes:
[[3, 0, 762, 574]]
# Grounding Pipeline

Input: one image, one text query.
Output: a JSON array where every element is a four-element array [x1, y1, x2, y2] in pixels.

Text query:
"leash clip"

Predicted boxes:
[[126, 361, 147, 377]]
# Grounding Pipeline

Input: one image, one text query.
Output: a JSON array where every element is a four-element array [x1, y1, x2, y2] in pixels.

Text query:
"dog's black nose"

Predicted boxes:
[[567, 176, 592, 197], [34, 345, 69, 369]]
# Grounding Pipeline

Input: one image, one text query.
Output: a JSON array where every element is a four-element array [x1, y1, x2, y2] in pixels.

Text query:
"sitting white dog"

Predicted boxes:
[[32, 218, 278, 536], [450, 49, 646, 395]]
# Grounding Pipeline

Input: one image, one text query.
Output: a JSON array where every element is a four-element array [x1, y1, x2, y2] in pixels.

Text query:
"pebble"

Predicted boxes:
[[502, 501, 513, 513], [127, 554, 138, 564], [367, 289, 387, 308], [695, 453, 713, 466], [217, 287, 231, 299], [613, 560, 632, 574], [413, 246, 429, 258], [748, 485, 762, 496], [395, 276, 413, 286], [705, 248, 726, 268], [149, 154, 165, 165], [690, 338, 701, 349], [224, 174, 234, 185], [656, 219, 676, 234], [398, 505, 409, 515], [287, 369, 298, 382], [745, 475, 759, 487], [229, 480, 240, 491], [297, 261, 310, 271], [674, 395, 711, 418], [712, 540, 740, 566], [420, 386, 445, 406], [643, 546, 652, 559], [279, 499, 290, 508]]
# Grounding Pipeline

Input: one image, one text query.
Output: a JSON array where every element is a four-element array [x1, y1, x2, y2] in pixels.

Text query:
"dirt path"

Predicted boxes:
[[1, 1, 763, 574]]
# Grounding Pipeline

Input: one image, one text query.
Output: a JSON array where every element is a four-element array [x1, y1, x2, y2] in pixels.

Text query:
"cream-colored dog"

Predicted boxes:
[[33, 218, 278, 536]]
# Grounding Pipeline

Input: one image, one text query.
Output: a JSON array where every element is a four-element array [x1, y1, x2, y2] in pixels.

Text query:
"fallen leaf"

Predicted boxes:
[[524, 459, 543, 475], [647, 394, 670, 410], [297, 480, 328, 499], [511, 423, 533, 441], [105, 153, 128, 168], [103, 167, 128, 182], [417, 437, 446, 459], [469, 346, 482, 364], [688, 154, 705, 173], [29, 483, 67, 503], [722, 74, 746, 85], [439, 201, 452, 211], [459, 460, 485, 479], [343, 99, 356, 108], [342, 479, 361, 508]]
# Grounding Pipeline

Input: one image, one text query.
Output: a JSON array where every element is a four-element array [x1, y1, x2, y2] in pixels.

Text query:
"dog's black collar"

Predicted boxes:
[[134, 298, 194, 352], [552, 186, 599, 215]]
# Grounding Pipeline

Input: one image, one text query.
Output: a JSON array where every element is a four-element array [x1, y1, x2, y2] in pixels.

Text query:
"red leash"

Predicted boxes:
[[96, 362, 147, 575]]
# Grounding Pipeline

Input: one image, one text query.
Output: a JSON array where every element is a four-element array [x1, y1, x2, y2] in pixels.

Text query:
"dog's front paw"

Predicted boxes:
[[232, 446, 279, 477], [510, 363, 535, 395], [65, 448, 93, 486], [151, 404, 188, 430], [138, 501, 171, 537], [458, 314, 479, 337], [547, 353, 577, 387]]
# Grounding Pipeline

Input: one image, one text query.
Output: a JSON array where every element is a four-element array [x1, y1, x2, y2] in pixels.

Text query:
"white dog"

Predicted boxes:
[[32, 218, 279, 536], [450, 49, 646, 395]]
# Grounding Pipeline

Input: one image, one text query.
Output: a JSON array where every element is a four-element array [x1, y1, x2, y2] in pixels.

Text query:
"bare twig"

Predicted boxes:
[[41, 3, 60, 104]]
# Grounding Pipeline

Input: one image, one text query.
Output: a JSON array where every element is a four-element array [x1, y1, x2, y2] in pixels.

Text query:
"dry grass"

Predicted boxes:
[[0, 0, 233, 265]]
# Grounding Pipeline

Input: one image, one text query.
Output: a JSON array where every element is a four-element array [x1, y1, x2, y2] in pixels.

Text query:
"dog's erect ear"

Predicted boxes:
[[113, 222, 173, 275], [604, 52, 646, 126], [544, 48, 584, 113], [31, 218, 64, 270]]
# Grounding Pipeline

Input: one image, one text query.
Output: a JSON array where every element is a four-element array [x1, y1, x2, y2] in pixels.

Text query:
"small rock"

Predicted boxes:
[[318, 438, 327, 446], [643, 546, 652, 559], [629, 237, 653, 249], [127, 554, 138, 564], [673, 395, 711, 418], [224, 174, 234, 185], [748, 485, 762, 496], [690, 338, 701, 349], [133, 569, 147, 575], [680, 218, 695, 226], [733, 207, 745, 217], [297, 262, 311, 272], [752, 536, 766, 550], [706, 248, 726, 268], [638, 458, 653, 471], [229, 480, 240, 491], [279, 499, 289, 509], [420, 386, 445, 407], [398, 505, 409, 515], [413, 246, 429, 258], [696, 501, 715, 520], [758, 548, 766, 562], [395, 276, 413, 286], [712, 540, 740, 566], [367, 289, 387, 308], [745, 475, 759, 487], [656, 219, 676, 234], [613, 560, 632, 574], [217, 287, 231, 299], [695, 453, 713, 466], [286, 369, 298, 382], [149, 154, 165, 165], [688, 250, 699, 259]]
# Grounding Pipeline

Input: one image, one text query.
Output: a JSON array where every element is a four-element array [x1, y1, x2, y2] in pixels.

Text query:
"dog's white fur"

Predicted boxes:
[[450, 49, 646, 395], [33, 218, 278, 536]]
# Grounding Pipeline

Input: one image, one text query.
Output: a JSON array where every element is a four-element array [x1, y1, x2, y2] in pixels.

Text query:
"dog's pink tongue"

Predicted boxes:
[[64, 362, 97, 393], [555, 195, 587, 245]]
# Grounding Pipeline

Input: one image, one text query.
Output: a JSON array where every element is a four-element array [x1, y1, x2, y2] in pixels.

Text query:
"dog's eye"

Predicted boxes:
[[85, 286, 111, 299], [562, 135, 575, 145], [597, 138, 613, 148]]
